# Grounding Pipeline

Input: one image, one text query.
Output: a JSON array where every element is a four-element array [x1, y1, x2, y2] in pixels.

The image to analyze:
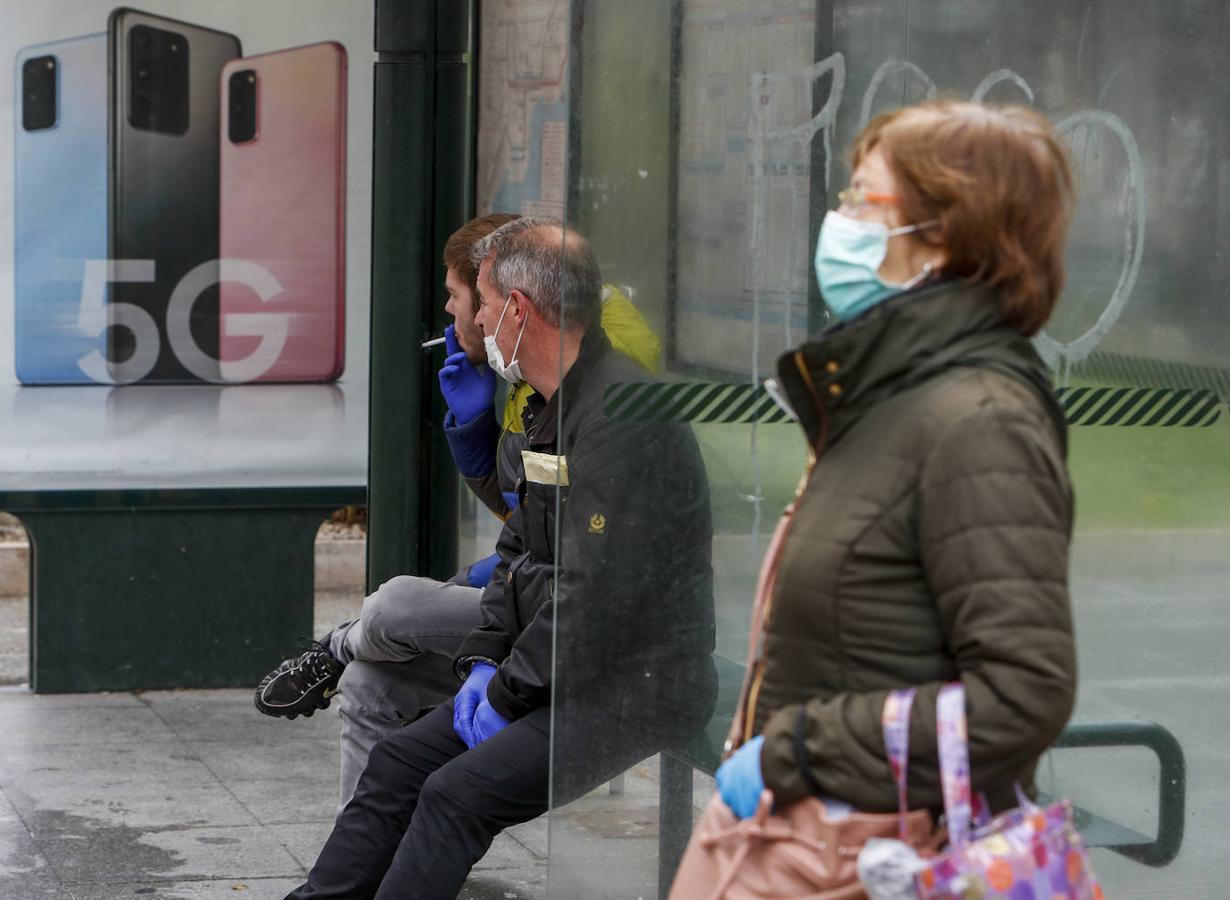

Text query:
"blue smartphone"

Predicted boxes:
[[14, 34, 108, 385]]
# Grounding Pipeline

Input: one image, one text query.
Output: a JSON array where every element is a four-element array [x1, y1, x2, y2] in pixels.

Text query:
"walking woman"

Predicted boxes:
[[674, 100, 1079, 897]]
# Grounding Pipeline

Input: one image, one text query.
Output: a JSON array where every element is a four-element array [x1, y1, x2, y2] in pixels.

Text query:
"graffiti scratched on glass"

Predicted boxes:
[[746, 56, 1145, 378]]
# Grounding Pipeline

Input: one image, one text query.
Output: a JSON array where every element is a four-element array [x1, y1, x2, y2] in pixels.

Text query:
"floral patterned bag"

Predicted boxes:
[[910, 684, 1104, 900]]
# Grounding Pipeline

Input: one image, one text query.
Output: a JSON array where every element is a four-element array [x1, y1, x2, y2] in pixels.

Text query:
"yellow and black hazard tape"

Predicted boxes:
[[1055, 387, 1221, 427], [603, 382, 1223, 427]]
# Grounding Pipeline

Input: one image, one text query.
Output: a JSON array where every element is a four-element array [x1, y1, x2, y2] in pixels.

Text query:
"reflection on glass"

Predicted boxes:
[[531, 0, 1230, 896]]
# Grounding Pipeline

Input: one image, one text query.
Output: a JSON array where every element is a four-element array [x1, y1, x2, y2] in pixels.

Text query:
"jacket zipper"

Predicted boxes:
[[741, 350, 828, 743]]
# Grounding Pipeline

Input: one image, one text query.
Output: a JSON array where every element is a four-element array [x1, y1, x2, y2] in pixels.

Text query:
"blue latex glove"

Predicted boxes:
[[715, 735, 766, 819], [473, 698, 511, 745], [453, 662, 496, 748], [501, 491, 519, 512], [466, 552, 500, 588], [438, 324, 496, 426]]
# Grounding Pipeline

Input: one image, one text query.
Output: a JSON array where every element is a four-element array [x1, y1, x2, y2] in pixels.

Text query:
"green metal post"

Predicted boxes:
[[367, 0, 473, 590]]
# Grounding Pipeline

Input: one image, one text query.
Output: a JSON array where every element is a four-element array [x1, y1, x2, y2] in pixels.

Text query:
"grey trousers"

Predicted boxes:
[[326, 574, 482, 809]]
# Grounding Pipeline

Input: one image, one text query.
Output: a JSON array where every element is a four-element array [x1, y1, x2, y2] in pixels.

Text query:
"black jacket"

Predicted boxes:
[[454, 327, 716, 723]]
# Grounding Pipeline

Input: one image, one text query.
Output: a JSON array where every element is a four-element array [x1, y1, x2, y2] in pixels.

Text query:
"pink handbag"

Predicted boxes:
[[667, 506, 938, 900]]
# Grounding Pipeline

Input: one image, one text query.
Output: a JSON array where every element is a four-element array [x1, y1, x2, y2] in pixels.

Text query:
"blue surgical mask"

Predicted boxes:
[[814, 210, 935, 321]]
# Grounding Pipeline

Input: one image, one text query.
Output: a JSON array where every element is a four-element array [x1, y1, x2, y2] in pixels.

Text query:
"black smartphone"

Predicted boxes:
[[107, 8, 240, 383]]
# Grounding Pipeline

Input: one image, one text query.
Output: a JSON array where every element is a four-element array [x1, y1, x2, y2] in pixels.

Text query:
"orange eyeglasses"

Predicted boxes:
[[836, 187, 899, 210]]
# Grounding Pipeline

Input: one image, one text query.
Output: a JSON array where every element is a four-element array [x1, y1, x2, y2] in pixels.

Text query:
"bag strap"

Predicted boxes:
[[725, 503, 796, 753], [936, 682, 972, 848], [881, 688, 917, 840]]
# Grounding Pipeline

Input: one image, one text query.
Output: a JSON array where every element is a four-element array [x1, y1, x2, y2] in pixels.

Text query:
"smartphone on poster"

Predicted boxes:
[[218, 41, 347, 384], [14, 34, 108, 385], [107, 7, 241, 384]]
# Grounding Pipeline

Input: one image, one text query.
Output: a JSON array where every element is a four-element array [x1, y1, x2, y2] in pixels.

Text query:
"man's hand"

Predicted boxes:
[[466, 553, 501, 588], [473, 698, 511, 745], [453, 662, 496, 748], [715, 735, 767, 819], [438, 324, 497, 425]]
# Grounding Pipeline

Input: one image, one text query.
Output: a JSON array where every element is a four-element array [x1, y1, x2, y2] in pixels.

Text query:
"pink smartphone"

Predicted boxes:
[[219, 41, 346, 383]]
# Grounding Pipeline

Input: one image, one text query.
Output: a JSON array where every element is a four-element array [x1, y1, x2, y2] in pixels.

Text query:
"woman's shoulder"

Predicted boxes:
[[912, 363, 1059, 433]]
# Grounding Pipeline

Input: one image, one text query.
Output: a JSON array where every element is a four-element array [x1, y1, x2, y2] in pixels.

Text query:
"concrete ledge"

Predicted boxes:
[[0, 543, 28, 598], [315, 538, 366, 593], [0, 538, 366, 599]]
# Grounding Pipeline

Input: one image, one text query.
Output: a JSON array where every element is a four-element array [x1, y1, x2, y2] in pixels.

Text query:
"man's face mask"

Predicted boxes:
[[484, 294, 527, 384], [814, 210, 935, 321]]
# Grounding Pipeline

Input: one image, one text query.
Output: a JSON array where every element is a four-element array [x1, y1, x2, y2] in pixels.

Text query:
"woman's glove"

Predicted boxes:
[[438, 324, 496, 425], [453, 662, 496, 748], [715, 734, 766, 819]]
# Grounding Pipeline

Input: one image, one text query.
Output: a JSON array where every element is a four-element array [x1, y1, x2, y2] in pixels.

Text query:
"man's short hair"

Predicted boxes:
[[470, 216, 602, 331], [443, 213, 521, 311]]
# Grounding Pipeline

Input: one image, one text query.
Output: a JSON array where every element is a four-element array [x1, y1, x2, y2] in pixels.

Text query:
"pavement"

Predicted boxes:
[[0, 584, 710, 900], [0, 583, 556, 900], [0, 685, 554, 899]]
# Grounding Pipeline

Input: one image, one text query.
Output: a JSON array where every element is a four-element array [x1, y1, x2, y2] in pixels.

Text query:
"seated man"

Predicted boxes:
[[253, 213, 665, 809], [285, 216, 715, 899]]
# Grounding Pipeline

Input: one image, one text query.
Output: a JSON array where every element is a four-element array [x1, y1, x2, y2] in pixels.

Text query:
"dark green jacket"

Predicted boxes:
[[755, 279, 1076, 813]]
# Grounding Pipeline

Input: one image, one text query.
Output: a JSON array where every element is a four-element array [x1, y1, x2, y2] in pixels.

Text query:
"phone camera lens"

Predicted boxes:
[[137, 68, 149, 80]]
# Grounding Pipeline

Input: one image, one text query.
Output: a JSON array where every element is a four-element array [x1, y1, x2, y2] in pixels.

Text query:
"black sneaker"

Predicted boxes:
[[253, 639, 344, 719]]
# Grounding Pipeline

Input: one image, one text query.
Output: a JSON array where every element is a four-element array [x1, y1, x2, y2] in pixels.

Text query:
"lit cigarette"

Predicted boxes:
[[421, 336, 447, 349]]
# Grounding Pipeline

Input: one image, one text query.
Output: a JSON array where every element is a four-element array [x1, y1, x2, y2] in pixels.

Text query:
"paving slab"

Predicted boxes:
[[0, 739, 210, 784], [61, 878, 303, 900], [223, 779, 336, 828], [6, 775, 260, 834], [263, 822, 333, 873], [0, 821, 57, 887], [0, 702, 178, 749], [457, 865, 547, 900], [141, 691, 341, 744], [36, 821, 304, 884], [0, 686, 143, 708], [188, 735, 339, 784], [503, 818, 548, 860]]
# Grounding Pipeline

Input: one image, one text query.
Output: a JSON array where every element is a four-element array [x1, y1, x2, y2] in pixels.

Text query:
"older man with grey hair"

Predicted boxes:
[[287, 217, 716, 899]]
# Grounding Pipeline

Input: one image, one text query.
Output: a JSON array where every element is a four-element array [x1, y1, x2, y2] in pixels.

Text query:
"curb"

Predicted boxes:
[[0, 538, 367, 599]]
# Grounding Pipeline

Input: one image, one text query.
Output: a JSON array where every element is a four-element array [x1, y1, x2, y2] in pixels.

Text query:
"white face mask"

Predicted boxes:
[[483, 294, 527, 384]]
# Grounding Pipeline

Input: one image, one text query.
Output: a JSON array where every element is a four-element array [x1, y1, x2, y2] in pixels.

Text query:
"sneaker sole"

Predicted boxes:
[[253, 685, 337, 720]]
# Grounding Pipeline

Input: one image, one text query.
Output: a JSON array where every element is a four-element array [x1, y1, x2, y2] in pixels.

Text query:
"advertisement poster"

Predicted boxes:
[[0, 1, 373, 490]]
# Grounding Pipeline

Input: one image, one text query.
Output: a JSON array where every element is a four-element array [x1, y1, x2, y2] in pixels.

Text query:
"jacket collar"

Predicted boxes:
[[523, 324, 611, 448], [776, 279, 1065, 453]]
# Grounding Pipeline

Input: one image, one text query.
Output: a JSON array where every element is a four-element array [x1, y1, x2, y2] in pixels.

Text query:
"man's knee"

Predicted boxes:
[[417, 764, 480, 819], [337, 660, 390, 715], [361, 575, 427, 639]]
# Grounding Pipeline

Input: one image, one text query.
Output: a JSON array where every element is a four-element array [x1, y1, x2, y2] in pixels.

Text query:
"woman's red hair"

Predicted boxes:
[[852, 101, 1075, 335]]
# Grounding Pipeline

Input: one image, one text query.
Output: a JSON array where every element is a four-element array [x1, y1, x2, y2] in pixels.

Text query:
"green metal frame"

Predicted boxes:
[[367, 0, 474, 591], [2, 486, 363, 693]]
